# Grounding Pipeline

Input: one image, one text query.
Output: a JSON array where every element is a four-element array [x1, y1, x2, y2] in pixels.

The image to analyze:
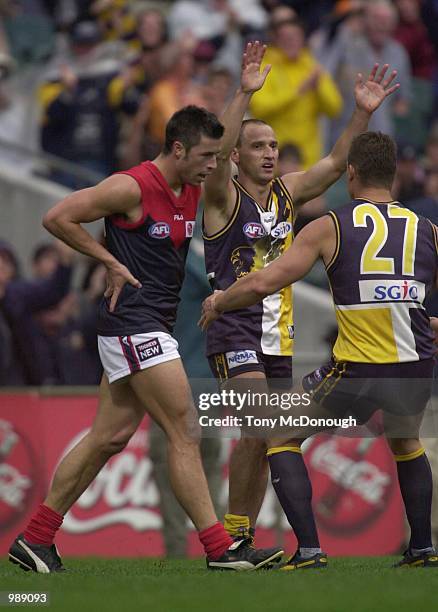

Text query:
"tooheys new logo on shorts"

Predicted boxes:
[[359, 279, 425, 303], [135, 338, 163, 362]]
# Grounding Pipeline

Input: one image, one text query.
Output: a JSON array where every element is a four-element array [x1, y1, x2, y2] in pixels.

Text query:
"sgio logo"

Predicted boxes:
[[359, 279, 425, 303], [270, 221, 292, 239], [148, 222, 170, 239]]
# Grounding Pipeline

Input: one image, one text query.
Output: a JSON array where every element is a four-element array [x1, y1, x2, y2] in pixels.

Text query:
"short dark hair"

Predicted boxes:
[[279, 143, 301, 163], [163, 105, 224, 155], [347, 131, 397, 189], [237, 119, 270, 147], [32, 242, 58, 264]]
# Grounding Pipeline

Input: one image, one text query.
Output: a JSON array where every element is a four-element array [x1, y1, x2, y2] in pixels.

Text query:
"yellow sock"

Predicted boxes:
[[224, 513, 250, 538]]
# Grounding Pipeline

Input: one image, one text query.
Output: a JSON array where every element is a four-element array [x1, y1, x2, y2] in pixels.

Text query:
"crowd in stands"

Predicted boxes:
[[0, 0, 438, 386]]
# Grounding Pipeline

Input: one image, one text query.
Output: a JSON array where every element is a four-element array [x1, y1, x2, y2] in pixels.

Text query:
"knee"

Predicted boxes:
[[388, 438, 421, 457], [91, 425, 137, 456]]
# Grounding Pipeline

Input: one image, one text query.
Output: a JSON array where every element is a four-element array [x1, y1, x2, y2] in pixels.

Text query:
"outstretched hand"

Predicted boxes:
[[240, 40, 271, 94], [354, 63, 400, 114], [104, 261, 142, 313]]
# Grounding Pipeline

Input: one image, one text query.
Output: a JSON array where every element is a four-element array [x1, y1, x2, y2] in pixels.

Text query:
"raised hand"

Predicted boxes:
[[104, 261, 142, 313], [354, 63, 400, 114], [240, 40, 271, 94]]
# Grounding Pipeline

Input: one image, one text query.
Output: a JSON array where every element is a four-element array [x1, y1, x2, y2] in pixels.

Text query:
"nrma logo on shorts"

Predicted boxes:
[[359, 279, 425, 303], [243, 222, 266, 239], [148, 222, 170, 239], [225, 350, 258, 369]]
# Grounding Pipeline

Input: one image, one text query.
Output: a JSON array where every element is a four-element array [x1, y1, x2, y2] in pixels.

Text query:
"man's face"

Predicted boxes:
[[234, 124, 279, 184], [276, 23, 304, 60], [0, 253, 16, 285], [365, 4, 396, 48], [176, 135, 222, 185], [33, 251, 59, 279]]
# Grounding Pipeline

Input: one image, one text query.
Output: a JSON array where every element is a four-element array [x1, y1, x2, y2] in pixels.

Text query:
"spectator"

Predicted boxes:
[[0, 240, 73, 386], [202, 66, 234, 116], [90, 0, 138, 51], [425, 134, 438, 173], [277, 143, 325, 230], [0, 241, 18, 385], [250, 16, 342, 167], [320, 0, 412, 145], [38, 20, 139, 188], [135, 7, 169, 85], [393, 143, 425, 202], [168, 0, 267, 43], [394, 0, 436, 81], [405, 169, 438, 222], [142, 42, 204, 147]]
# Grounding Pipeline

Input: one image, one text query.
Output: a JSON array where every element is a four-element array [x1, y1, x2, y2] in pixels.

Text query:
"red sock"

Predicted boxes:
[[23, 504, 63, 546], [199, 522, 233, 560]]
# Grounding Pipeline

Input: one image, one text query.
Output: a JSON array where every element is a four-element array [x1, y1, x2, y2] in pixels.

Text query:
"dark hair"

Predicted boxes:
[[32, 242, 58, 264], [237, 119, 270, 147], [347, 131, 397, 189], [279, 143, 301, 163], [163, 105, 224, 155]]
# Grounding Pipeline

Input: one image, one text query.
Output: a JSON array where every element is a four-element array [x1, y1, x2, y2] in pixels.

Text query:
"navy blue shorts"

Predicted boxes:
[[302, 358, 435, 420], [208, 349, 292, 388]]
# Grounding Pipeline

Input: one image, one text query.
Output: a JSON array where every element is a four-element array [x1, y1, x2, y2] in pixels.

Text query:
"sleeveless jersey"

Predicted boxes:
[[203, 177, 295, 356], [97, 161, 201, 336], [327, 198, 438, 363]]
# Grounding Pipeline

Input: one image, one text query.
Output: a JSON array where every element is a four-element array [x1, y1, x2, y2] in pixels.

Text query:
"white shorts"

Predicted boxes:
[[98, 332, 180, 384]]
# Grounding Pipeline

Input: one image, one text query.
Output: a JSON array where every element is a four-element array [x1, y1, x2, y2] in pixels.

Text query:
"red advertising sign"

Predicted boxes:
[[0, 394, 404, 557]]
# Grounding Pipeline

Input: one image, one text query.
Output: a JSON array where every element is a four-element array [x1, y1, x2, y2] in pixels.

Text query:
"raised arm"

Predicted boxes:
[[43, 174, 143, 311], [282, 64, 399, 208], [199, 215, 334, 330], [203, 42, 270, 218]]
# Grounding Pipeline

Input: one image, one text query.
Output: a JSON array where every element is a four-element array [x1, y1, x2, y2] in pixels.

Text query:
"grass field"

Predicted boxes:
[[1, 557, 438, 612]]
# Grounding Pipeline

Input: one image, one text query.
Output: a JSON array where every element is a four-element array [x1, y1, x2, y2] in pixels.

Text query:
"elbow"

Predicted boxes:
[[42, 207, 63, 235]]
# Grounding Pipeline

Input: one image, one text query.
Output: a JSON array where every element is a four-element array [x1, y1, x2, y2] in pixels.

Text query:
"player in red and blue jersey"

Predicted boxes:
[[8, 64, 284, 572]]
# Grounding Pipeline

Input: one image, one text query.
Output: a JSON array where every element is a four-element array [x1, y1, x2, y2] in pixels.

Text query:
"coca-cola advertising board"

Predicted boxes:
[[0, 393, 404, 556]]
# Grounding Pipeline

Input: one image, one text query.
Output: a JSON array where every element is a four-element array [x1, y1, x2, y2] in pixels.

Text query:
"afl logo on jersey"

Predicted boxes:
[[243, 222, 267, 239], [271, 222, 292, 239], [148, 222, 170, 239]]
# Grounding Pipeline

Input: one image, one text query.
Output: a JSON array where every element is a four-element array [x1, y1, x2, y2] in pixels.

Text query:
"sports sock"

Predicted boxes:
[[23, 504, 63, 546], [224, 513, 250, 538], [199, 522, 233, 560], [395, 448, 433, 550], [267, 446, 320, 549], [299, 547, 322, 559]]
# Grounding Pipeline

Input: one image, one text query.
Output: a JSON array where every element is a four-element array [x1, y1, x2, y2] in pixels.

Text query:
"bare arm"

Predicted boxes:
[[43, 173, 143, 311], [199, 216, 334, 329], [203, 41, 271, 217], [282, 64, 399, 208]]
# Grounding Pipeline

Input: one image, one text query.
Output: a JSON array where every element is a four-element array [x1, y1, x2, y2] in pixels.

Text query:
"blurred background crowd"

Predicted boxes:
[[0, 0, 438, 387]]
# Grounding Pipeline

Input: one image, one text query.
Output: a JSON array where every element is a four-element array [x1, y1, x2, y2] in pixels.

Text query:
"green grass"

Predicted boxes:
[[1, 557, 438, 612]]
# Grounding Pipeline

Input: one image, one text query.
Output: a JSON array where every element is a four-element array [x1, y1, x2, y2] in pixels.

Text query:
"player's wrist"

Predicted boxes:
[[237, 86, 254, 97], [353, 105, 372, 119], [213, 292, 225, 314]]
